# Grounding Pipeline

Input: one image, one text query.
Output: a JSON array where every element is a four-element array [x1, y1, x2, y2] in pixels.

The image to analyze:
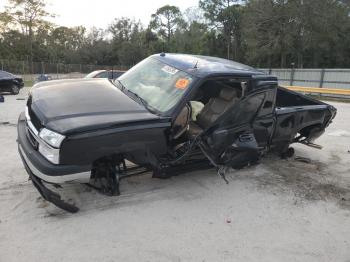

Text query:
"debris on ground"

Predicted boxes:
[[0, 121, 17, 127], [295, 156, 312, 163]]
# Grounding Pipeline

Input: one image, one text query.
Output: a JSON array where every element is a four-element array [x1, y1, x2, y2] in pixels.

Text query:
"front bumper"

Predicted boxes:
[[17, 112, 91, 184], [19, 149, 80, 213], [17, 112, 93, 212]]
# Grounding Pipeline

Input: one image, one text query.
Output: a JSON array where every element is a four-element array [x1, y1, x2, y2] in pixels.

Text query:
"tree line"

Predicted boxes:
[[1, 0, 350, 69]]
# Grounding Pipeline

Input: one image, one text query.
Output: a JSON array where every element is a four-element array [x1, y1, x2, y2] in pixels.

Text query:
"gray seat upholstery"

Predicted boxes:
[[188, 122, 203, 138], [173, 104, 191, 139], [188, 87, 239, 138]]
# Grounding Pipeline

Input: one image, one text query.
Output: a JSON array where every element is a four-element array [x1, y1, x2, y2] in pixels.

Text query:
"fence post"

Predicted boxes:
[[289, 63, 295, 86], [290, 68, 295, 86], [1, 60, 3, 70], [319, 69, 325, 88]]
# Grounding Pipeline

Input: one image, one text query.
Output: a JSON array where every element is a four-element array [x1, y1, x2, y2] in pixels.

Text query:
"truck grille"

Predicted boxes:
[[26, 126, 39, 150], [28, 108, 42, 131], [26, 97, 42, 131]]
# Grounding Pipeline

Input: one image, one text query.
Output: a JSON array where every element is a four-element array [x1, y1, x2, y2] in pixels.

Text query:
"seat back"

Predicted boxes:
[[196, 87, 238, 129], [173, 104, 191, 139]]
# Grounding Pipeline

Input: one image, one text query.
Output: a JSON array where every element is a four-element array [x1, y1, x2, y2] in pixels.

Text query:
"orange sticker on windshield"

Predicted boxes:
[[175, 78, 190, 89]]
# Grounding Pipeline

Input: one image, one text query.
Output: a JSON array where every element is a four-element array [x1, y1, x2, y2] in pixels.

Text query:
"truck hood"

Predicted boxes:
[[28, 78, 168, 134]]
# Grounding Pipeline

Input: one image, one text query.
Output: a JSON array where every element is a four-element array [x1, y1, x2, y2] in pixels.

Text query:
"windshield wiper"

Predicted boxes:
[[115, 79, 125, 92], [115, 80, 158, 114], [120, 87, 156, 115], [127, 89, 153, 110]]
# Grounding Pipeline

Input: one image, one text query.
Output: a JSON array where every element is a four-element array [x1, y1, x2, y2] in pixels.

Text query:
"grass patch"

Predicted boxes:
[[24, 80, 34, 87]]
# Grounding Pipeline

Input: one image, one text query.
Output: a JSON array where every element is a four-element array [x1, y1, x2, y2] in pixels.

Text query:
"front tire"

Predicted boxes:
[[281, 147, 295, 159], [11, 85, 19, 95]]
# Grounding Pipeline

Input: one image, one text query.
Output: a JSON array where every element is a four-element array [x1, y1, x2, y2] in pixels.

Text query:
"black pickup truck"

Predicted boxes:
[[17, 54, 336, 212]]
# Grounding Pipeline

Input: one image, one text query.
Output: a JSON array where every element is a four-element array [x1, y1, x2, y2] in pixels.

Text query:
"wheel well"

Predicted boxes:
[[298, 124, 323, 137]]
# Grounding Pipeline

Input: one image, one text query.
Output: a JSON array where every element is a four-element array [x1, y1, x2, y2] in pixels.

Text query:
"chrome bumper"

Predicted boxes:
[[19, 144, 91, 184]]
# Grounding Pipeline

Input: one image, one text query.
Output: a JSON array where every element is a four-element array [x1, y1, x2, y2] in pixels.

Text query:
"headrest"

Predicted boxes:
[[219, 88, 238, 101]]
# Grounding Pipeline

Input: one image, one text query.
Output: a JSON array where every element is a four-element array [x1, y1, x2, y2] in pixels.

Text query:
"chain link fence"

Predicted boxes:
[[0, 59, 131, 83], [2, 59, 350, 90]]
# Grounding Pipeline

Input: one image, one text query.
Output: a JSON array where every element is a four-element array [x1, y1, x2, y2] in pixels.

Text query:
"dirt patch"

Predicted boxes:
[[242, 155, 350, 209]]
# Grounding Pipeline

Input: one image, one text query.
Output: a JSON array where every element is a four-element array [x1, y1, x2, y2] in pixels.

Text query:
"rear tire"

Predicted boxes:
[[11, 85, 19, 95], [281, 147, 295, 159]]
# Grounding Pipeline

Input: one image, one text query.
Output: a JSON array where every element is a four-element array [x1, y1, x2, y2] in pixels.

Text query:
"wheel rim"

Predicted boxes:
[[12, 86, 19, 94]]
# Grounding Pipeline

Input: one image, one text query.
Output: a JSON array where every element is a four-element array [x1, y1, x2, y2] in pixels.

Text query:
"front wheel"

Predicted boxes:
[[11, 85, 19, 95], [281, 147, 295, 159]]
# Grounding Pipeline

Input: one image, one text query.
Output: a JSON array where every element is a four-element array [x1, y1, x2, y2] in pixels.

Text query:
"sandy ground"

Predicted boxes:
[[0, 88, 350, 262]]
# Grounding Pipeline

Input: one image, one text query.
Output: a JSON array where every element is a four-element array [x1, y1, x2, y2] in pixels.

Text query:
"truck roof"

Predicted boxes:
[[152, 53, 266, 78]]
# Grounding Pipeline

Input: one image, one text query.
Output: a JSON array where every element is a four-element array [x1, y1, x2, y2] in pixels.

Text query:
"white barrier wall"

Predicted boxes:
[[262, 68, 350, 89]]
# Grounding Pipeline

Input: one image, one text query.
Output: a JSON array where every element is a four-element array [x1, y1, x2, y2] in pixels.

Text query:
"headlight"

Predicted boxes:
[[25, 106, 30, 120], [38, 142, 60, 164], [39, 128, 65, 148]]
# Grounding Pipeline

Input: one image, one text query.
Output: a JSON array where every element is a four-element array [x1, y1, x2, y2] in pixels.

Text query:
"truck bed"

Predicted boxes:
[[272, 87, 336, 150], [276, 86, 324, 107]]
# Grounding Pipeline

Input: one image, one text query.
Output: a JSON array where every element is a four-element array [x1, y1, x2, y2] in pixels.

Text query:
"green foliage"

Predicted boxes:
[[1, 0, 350, 68], [199, 0, 245, 60], [243, 0, 350, 68], [150, 5, 185, 49]]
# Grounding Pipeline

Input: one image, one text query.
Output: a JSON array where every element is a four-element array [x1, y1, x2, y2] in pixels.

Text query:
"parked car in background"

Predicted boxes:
[[0, 70, 24, 95], [85, 70, 125, 80], [35, 74, 52, 83]]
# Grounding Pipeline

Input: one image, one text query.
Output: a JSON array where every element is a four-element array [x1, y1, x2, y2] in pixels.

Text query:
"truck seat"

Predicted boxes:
[[188, 87, 239, 138], [173, 104, 191, 139]]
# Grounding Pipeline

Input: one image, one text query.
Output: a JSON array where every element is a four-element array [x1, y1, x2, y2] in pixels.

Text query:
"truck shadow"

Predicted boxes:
[[0, 91, 17, 96], [39, 153, 350, 218]]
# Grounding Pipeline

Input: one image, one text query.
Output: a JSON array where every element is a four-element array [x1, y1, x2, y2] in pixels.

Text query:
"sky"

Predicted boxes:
[[0, 0, 199, 29]]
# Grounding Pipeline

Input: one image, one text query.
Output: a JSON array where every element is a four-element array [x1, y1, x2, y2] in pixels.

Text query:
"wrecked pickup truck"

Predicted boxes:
[[17, 54, 336, 212]]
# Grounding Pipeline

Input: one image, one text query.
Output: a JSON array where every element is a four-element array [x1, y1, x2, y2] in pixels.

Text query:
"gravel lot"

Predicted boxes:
[[1, 87, 350, 262]]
